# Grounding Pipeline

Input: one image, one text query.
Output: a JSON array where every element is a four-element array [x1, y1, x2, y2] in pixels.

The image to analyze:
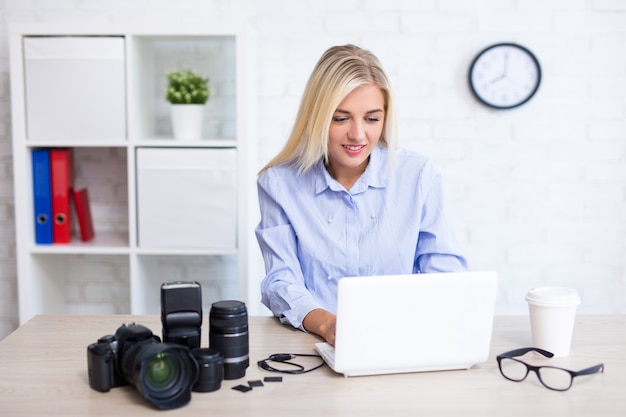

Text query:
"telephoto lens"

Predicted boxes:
[[209, 300, 249, 380], [191, 347, 223, 392]]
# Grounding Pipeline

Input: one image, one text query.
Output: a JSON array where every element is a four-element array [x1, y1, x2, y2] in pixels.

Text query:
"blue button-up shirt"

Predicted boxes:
[[255, 145, 468, 329]]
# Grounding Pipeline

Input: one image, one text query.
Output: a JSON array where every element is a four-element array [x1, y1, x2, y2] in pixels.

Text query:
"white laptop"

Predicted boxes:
[[315, 270, 498, 377]]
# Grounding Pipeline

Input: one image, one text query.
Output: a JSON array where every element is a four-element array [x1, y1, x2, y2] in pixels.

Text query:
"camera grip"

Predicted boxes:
[[87, 343, 116, 392]]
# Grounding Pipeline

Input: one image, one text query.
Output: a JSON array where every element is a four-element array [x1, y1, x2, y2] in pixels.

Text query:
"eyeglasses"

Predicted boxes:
[[497, 347, 604, 391]]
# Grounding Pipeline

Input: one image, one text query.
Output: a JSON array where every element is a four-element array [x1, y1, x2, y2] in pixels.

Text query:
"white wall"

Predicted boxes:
[[1, 0, 625, 340]]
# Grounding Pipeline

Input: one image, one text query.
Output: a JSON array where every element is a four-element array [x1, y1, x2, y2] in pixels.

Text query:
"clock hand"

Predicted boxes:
[[502, 51, 510, 76], [489, 74, 506, 84], [489, 51, 511, 84]]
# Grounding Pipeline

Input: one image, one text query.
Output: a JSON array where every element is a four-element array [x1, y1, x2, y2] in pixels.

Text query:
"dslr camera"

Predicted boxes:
[[87, 323, 199, 410]]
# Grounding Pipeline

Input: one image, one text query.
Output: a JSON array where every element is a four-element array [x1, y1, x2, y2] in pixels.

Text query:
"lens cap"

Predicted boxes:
[[211, 300, 246, 314]]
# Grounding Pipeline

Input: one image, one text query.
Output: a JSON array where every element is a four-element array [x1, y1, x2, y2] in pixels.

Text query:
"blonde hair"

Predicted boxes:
[[259, 44, 397, 175]]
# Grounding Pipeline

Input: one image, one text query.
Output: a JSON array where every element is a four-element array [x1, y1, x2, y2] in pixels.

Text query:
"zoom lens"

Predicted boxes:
[[209, 300, 249, 380], [121, 343, 199, 410]]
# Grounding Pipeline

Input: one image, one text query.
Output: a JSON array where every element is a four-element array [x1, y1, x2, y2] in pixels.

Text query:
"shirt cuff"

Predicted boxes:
[[277, 299, 324, 331]]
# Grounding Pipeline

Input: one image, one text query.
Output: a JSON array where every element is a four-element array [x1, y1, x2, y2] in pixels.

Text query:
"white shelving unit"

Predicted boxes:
[[9, 23, 254, 325]]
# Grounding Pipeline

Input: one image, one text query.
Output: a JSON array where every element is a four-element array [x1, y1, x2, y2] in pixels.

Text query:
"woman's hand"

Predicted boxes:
[[303, 308, 337, 345]]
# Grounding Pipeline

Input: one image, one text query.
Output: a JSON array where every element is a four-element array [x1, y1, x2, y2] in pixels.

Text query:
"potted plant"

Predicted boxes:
[[165, 69, 210, 140]]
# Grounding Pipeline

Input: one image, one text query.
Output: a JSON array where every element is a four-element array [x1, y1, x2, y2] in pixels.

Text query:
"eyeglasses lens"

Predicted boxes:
[[537, 367, 572, 391], [499, 358, 528, 381]]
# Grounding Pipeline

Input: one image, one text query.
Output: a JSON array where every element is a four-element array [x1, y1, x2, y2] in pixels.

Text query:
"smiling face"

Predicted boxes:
[[326, 84, 385, 189]]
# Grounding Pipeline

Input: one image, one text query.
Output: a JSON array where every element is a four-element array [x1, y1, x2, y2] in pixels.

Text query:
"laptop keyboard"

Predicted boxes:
[[315, 342, 336, 368]]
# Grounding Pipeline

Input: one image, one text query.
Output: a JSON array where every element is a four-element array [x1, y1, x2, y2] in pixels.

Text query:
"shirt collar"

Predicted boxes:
[[314, 145, 388, 194]]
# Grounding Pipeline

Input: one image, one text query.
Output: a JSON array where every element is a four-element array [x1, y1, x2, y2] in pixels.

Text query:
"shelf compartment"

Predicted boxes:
[[25, 254, 130, 316], [128, 35, 237, 141], [27, 146, 129, 249], [136, 147, 237, 249], [23, 36, 126, 142], [132, 254, 238, 315]]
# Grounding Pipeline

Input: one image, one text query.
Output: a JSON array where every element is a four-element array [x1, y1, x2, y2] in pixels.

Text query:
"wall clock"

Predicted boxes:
[[468, 43, 541, 109]]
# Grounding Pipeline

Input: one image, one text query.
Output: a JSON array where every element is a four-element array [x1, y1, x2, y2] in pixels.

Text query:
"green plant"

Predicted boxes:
[[165, 69, 210, 104]]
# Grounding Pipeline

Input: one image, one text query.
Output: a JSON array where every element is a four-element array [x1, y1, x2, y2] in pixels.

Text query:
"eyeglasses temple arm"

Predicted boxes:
[[497, 347, 554, 359], [574, 363, 604, 376]]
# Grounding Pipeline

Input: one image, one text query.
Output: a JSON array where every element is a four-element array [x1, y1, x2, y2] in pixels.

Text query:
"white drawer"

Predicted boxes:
[[136, 147, 237, 249], [24, 36, 126, 141]]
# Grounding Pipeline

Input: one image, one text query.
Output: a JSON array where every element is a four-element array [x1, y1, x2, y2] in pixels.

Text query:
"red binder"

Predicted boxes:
[[50, 148, 73, 243], [73, 187, 95, 242]]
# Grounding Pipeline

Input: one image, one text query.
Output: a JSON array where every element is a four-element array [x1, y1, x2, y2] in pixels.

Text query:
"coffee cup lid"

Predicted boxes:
[[525, 287, 581, 307]]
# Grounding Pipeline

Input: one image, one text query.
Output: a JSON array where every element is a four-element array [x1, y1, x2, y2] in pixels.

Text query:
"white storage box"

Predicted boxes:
[[23, 36, 126, 141], [136, 148, 237, 249]]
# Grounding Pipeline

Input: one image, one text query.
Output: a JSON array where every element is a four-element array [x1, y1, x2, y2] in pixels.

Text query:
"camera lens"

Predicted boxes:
[[145, 353, 178, 391], [121, 343, 199, 410], [209, 300, 249, 380], [191, 347, 223, 392]]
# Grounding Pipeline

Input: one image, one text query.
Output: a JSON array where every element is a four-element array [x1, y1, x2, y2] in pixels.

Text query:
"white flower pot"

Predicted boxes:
[[170, 104, 205, 140]]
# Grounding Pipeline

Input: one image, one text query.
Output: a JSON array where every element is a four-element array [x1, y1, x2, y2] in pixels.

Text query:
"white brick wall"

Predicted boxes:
[[1, 0, 625, 340]]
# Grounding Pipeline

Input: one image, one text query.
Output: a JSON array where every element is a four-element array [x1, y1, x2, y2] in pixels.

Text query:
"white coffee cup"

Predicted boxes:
[[525, 287, 581, 358]]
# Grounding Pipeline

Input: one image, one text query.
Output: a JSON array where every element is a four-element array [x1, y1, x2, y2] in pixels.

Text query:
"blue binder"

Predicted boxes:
[[32, 149, 53, 244]]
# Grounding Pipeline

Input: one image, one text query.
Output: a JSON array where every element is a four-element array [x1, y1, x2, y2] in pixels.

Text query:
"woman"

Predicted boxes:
[[255, 44, 467, 345]]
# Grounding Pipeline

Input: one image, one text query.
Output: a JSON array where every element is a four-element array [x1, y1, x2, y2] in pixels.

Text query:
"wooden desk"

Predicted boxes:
[[0, 315, 623, 416]]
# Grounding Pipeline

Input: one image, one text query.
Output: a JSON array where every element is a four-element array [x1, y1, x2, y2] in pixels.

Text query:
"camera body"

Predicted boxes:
[[87, 323, 159, 392], [161, 281, 203, 349], [87, 323, 199, 410]]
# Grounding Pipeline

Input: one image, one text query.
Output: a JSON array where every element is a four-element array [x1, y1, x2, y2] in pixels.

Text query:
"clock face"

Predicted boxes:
[[469, 43, 541, 109]]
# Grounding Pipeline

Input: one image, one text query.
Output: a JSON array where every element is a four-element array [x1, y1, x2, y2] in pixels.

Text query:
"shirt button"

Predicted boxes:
[[327, 217, 333, 223], [327, 275, 332, 281]]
